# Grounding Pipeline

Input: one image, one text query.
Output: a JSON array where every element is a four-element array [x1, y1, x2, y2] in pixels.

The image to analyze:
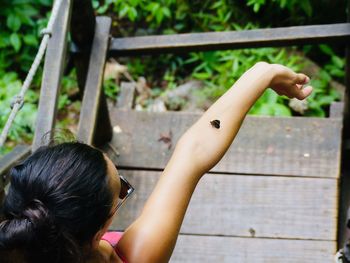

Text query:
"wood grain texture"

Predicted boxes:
[[108, 23, 350, 56], [117, 82, 136, 110], [110, 170, 338, 241], [32, 0, 72, 151], [77, 17, 112, 145], [170, 235, 336, 263], [106, 109, 342, 178], [330, 102, 344, 118]]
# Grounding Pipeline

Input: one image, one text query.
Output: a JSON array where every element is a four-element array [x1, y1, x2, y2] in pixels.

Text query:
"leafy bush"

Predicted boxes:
[[0, 72, 37, 154]]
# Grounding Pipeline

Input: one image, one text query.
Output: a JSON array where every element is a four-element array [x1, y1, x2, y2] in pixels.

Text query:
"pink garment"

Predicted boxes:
[[101, 231, 128, 263]]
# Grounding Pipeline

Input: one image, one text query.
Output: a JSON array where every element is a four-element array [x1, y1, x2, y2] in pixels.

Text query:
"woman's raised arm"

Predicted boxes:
[[117, 62, 312, 263]]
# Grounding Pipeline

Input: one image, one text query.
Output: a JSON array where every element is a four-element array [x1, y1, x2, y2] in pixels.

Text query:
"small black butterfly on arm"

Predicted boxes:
[[210, 119, 220, 129]]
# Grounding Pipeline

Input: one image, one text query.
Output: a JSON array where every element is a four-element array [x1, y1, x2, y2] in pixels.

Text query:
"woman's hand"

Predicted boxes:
[[269, 64, 313, 100]]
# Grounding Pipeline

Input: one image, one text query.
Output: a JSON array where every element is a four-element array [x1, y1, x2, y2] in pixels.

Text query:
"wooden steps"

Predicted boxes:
[[104, 106, 342, 263]]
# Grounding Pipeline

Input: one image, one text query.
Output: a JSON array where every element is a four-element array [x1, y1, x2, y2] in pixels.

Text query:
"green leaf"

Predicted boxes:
[[300, 0, 312, 17], [7, 14, 21, 31], [128, 7, 138, 21], [254, 103, 274, 116], [331, 56, 344, 68], [0, 33, 10, 48], [305, 107, 325, 117], [273, 104, 292, 116], [10, 33, 21, 52], [264, 89, 278, 103], [192, 72, 211, 80], [39, 0, 52, 7], [119, 5, 129, 18], [319, 44, 334, 56], [23, 34, 38, 46], [318, 95, 336, 106]]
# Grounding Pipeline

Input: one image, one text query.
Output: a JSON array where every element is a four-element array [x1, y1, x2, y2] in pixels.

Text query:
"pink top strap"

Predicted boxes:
[[101, 231, 128, 263]]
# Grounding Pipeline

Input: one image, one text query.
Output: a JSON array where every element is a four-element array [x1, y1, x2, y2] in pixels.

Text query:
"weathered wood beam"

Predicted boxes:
[[32, 0, 72, 151], [338, 0, 350, 251], [112, 170, 337, 241], [106, 110, 342, 178], [117, 82, 136, 110], [330, 102, 344, 119], [71, 2, 112, 146], [0, 145, 31, 190], [77, 17, 112, 146], [171, 235, 335, 262], [108, 23, 350, 56]]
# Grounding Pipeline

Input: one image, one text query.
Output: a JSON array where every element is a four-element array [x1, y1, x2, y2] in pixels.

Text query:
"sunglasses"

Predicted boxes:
[[111, 172, 135, 215]]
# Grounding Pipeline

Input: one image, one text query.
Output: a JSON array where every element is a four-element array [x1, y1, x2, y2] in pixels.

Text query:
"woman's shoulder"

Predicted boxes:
[[86, 239, 123, 263], [99, 239, 122, 263]]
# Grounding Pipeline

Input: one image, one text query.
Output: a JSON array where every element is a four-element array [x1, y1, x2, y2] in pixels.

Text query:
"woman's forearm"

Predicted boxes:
[[179, 62, 274, 174]]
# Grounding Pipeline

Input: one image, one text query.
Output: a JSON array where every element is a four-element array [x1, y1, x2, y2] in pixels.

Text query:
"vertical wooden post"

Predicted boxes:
[[339, 0, 350, 251], [77, 17, 112, 145], [71, 0, 112, 146], [344, 0, 350, 154], [32, 0, 72, 151]]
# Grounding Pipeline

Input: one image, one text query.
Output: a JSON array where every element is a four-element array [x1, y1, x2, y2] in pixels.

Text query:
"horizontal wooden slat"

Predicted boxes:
[[111, 170, 338, 241], [108, 23, 350, 56], [171, 235, 335, 262], [105, 109, 342, 178]]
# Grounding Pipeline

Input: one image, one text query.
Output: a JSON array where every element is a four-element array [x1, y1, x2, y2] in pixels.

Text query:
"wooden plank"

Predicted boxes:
[[330, 102, 344, 118], [111, 170, 338, 241], [71, 0, 112, 146], [339, 168, 350, 247], [338, 0, 350, 250], [106, 110, 342, 178], [108, 23, 350, 56], [170, 235, 335, 263], [32, 0, 72, 151], [0, 145, 31, 189], [117, 82, 136, 110], [77, 17, 112, 146]]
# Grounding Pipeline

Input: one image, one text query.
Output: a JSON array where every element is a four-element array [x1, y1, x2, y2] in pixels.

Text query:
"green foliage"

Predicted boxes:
[[110, 0, 344, 117], [0, 0, 50, 73], [182, 47, 304, 116], [103, 78, 120, 100], [0, 0, 49, 152], [247, 0, 313, 17], [0, 72, 38, 146]]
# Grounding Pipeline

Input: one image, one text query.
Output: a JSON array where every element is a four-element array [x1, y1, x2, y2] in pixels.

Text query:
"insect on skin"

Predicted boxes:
[[210, 119, 220, 129]]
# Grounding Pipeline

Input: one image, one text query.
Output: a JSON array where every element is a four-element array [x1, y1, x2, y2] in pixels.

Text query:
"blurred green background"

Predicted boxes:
[[0, 0, 347, 153]]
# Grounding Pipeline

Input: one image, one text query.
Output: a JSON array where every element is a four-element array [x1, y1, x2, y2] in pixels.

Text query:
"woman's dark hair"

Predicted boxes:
[[0, 142, 113, 262]]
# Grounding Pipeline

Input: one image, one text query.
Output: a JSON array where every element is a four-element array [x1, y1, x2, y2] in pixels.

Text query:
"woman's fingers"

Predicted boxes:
[[293, 85, 313, 100], [294, 73, 310, 85], [291, 73, 312, 100], [300, 85, 313, 99]]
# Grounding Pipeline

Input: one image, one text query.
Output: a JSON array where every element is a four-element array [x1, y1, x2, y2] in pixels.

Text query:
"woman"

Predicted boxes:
[[0, 62, 312, 262]]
